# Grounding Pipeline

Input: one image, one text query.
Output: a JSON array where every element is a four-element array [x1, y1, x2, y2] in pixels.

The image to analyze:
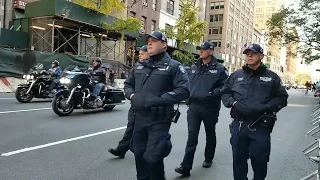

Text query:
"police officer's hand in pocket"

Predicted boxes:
[[233, 101, 253, 116], [131, 92, 163, 109], [144, 92, 163, 108], [130, 92, 145, 110]]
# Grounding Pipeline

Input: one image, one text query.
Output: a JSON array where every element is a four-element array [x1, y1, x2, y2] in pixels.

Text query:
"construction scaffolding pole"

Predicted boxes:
[[51, 20, 54, 52]]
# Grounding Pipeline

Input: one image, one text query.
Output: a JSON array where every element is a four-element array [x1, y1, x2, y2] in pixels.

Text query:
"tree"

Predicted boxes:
[[296, 72, 311, 85], [159, 0, 207, 65], [72, 0, 141, 38], [266, 0, 320, 63]]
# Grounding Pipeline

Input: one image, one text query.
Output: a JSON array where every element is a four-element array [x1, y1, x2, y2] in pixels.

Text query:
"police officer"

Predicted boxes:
[[124, 31, 190, 180], [175, 42, 228, 176], [48, 60, 62, 94], [221, 44, 288, 180], [92, 58, 107, 100], [108, 45, 149, 158]]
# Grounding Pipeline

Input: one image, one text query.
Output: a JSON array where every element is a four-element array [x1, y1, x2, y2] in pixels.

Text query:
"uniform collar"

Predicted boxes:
[[195, 56, 217, 68], [242, 63, 267, 74], [142, 52, 170, 68]]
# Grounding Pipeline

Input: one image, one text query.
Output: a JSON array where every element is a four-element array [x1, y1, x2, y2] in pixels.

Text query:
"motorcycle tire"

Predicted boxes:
[[52, 94, 75, 116], [15, 87, 33, 103]]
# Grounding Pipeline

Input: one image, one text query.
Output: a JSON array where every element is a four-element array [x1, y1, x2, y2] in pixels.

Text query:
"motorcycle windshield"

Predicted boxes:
[[63, 65, 89, 73], [27, 63, 44, 74]]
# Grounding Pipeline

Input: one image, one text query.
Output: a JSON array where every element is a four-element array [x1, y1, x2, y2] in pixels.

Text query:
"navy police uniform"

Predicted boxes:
[[109, 45, 149, 158], [177, 42, 228, 174], [222, 44, 288, 180], [124, 31, 190, 180]]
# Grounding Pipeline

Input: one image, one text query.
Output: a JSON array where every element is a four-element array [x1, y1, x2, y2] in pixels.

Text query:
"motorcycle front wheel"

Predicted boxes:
[[15, 87, 34, 103], [52, 94, 74, 116]]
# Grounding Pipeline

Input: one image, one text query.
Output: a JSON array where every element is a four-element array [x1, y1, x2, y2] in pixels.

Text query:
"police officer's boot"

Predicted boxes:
[[108, 148, 125, 159], [174, 166, 190, 176], [202, 161, 213, 168]]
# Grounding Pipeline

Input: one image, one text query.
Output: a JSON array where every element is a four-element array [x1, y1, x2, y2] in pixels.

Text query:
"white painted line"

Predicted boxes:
[[1, 126, 127, 157], [0, 108, 51, 114], [0, 98, 15, 99]]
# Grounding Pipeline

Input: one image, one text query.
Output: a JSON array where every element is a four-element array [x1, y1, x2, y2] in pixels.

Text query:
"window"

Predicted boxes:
[[179, 4, 183, 16], [229, 16, 234, 24], [240, 24, 244, 32], [227, 28, 232, 37], [151, 21, 156, 31], [129, 11, 136, 17], [152, 0, 157, 11], [234, 20, 239, 29], [165, 23, 172, 30], [256, 8, 264, 12], [267, 7, 276, 11], [211, 40, 222, 47], [233, 33, 238, 41], [210, 1, 224, 10], [166, 0, 174, 15], [241, 13, 245, 21], [210, 14, 224, 22], [235, 9, 240, 17], [230, 3, 234, 12], [242, 2, 245, 10], [256, 2, 264, 6], [209, 27, 223, 34], [141, 16, 146, 30], [239, 35, 242, 43]]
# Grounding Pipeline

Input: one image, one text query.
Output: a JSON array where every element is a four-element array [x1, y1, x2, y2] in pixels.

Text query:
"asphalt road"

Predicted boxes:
[[0, 89, 318, 180]]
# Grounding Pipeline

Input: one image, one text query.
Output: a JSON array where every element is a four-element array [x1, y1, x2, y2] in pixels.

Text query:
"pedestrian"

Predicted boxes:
[[108, 45, 149, 158], [124, 31, 190, 180], [174, 42, 229, 176], [221, 44, 288, 180]]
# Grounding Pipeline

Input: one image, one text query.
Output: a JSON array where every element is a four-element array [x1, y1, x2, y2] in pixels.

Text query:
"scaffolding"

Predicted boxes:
[[30, 16, 137, 67]]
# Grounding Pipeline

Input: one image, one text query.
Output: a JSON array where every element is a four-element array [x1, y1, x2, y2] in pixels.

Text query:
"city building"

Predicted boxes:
[[252, 28, 269, 65], [158, 0, 206, 48], [254, 0, 285, 78], [204, 0, 256, 73], [286, 41, 298, 82]]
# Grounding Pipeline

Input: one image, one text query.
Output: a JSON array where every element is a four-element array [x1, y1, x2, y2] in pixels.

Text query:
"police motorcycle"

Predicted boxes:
[[52, 65, 126, 116], [15, 63, 62, 103]]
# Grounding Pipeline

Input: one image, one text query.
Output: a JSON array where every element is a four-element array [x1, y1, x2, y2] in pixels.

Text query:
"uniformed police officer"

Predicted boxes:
[[174, 42, 228, 176], [221, 44, 288, 180], [108, 45, 149, 158], [124, 31, 190, 180]]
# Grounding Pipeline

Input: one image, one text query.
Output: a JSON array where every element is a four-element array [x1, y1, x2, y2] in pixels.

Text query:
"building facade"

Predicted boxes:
[[158, 0, 205, 47], [204, 0, 255, 74], [252, 28, 269, 65], [286, 42, 298, 82], [254, 0, 285, 78]]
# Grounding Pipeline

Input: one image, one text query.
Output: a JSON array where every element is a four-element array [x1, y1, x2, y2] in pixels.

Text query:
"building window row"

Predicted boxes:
[[210, 14, 224, 22], [209, 27, 223, 35], [210, 1, 224, 10], [166, 0, 174, 15]]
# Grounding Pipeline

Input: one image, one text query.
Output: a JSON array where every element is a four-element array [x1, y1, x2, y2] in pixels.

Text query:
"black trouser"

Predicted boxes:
[[131, 110, 172, 180], [181, 103, 219, 170], [230, 120, 271, 180], [116, 107, 135, 154]]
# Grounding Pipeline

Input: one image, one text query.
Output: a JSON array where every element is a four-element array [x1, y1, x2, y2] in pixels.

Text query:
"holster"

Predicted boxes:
[[259, 113, 277, 128]]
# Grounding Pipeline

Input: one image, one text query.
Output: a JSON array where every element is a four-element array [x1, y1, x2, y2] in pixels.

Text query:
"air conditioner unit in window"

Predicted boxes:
[[143, 2, 148, 7]]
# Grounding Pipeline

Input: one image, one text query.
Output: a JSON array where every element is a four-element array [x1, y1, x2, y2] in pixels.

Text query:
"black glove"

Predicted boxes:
[[144, 92, 163, 108], [233, 101, 253, 116], [131, 92, 145, 110], [131, 92, 162, 110], [253, 103, 271, 115], [209, 88, 221, 97]]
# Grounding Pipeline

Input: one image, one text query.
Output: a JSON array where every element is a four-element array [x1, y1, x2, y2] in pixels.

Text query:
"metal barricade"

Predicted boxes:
[[300, 105, 320, 180]]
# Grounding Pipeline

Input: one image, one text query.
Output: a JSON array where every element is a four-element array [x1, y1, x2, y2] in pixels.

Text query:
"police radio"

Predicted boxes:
[[172, 103, 181, 123]]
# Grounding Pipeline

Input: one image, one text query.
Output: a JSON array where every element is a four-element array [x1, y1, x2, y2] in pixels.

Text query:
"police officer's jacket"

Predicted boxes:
[[188, 56, 228, 107], [124, 52, 190, 107], [49, 66, 62, 79], [222, 64, 288, 117], [92, 65, 107, 83]]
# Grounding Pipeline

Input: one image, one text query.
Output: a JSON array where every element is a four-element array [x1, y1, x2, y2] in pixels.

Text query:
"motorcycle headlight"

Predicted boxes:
[[60, 78, 71, 84], [30, 75, 34, 79]]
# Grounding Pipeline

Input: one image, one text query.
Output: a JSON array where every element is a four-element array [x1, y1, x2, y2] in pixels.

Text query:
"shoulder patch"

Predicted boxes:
[[179, 65, 186, 74]]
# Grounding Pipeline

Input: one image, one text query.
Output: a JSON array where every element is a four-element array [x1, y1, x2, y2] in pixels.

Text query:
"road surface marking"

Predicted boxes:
[[287, 104, 311, 107], [1, 126, 127, 157], [0, 108, 51, 114], [0, 98, 15, 99]]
